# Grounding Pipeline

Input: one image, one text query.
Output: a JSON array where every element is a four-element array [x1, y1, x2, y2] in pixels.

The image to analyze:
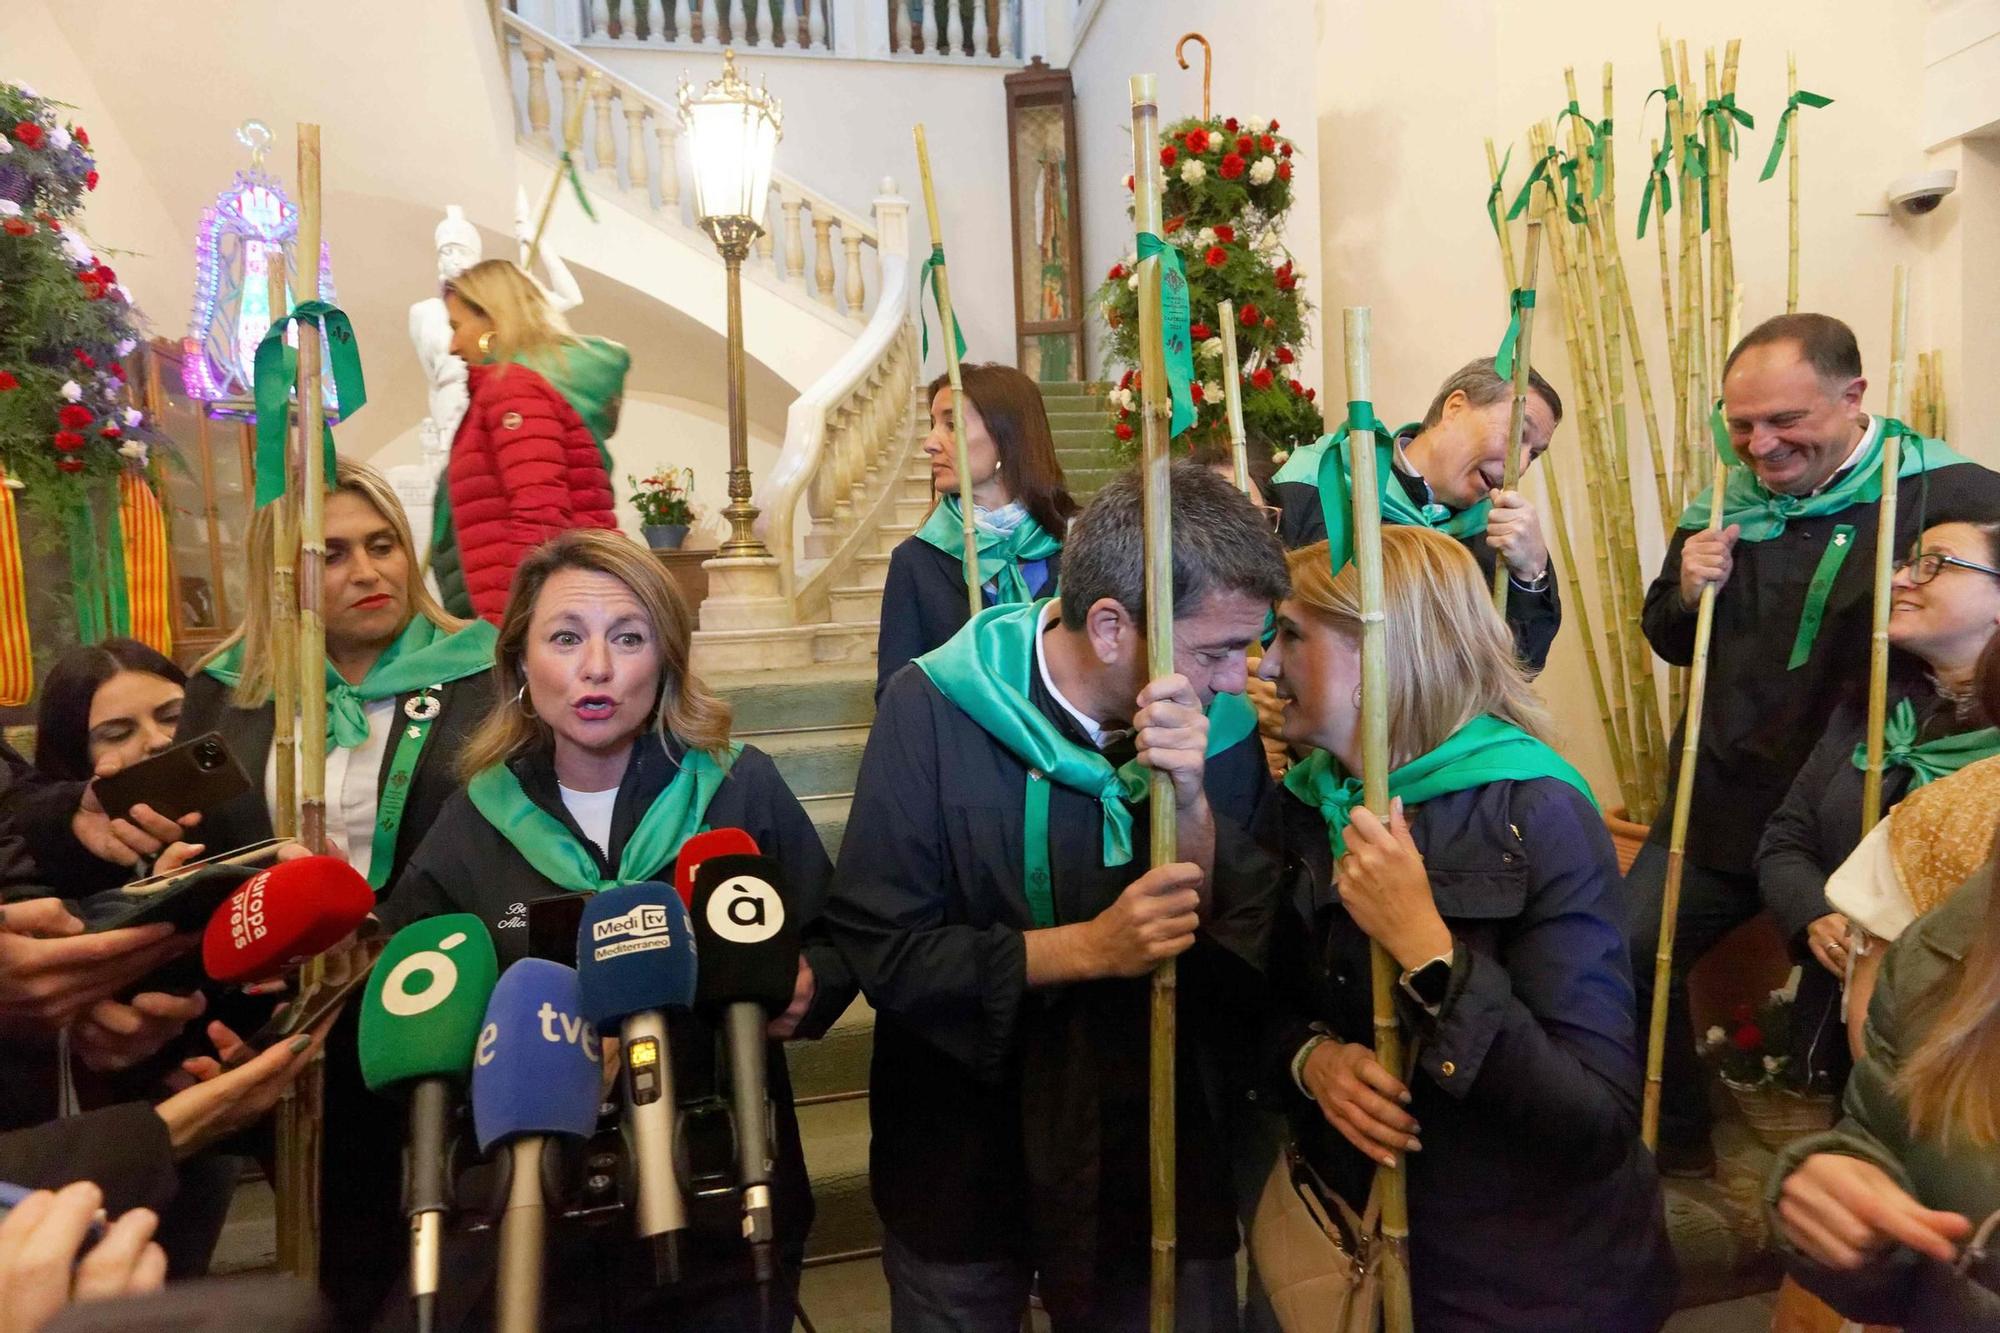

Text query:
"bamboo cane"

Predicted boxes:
[[1644, 289, 1741, 1148], [1217, 298, 1250, 494], [1933, 351, 1947, 441], [1128, 74, 1180, 1333], [1174, 33, 1212, 121], [1786, 52, 1801, 314], [525, 67, 588, 272], [1485, 138, 1519, 295], [1542, 451, 1627, 815], [1717, 42, 1743, 342], [1678, 39, 1709, 511], [912, 124, 982, 617], [1860, 269, 1911, 836], [1494, 220, 1542, 612], [1343, 306, 1415, 1333]]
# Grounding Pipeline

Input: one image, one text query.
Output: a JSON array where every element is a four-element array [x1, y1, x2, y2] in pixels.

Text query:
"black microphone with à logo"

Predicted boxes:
[[686, 837, 800, 1294]]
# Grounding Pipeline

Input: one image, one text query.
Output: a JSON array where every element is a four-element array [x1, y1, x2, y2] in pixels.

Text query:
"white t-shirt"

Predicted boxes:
[[264, 696, 394, 882], [558, 783, 620, 860]]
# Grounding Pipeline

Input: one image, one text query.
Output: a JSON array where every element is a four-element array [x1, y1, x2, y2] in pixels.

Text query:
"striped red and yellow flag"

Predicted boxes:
[[119, 467, 173, 658], [0, 473, 31, 707]]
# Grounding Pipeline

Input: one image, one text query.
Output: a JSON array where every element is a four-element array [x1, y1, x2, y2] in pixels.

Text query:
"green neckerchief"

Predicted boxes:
[[203, 617, 497, 750], [465, 741, 740, 893], [1678, 417, 1971, 541], [1284, 714, 1597, 862], [1299, 428, 1490, 572], [1851, 698, 2000, 790], [913, 496, 1062, 605], [916, 599, 1260, 871]]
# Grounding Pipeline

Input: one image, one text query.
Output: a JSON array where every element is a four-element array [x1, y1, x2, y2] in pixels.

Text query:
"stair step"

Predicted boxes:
[[799, 1096, 881, 1261], [828, 585, 883, 624], [803, 793, 853, 855], [850, 553, 889, 590], [713, 664, 876, 733], [1034, 381, 1099, 398], [790, 995, 876, 1102], [753, 726, 870, 802]]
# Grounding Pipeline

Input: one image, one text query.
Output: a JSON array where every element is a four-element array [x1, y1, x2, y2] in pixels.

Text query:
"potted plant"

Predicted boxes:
[[630, 468, 697, 550], [1699, 970, 1838, 1150]]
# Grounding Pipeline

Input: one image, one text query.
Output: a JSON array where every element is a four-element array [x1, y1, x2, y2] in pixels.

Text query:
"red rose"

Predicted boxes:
[[1276, 268, 1297, 292], [1250, 368, 1275, 390], [1268, 119, 1280, 131], [1115, 422, 1134, 441], [73, 349, 95, 368], [1124, 174, 1134, 192], [1184, 128, 1211, 155], [95, 263, 116, 286], [1, 219, 29, 237], [1289, 380, 1304, 395], [1275, 346, 1295, 365], [1305, 388, 1316, 401], [74, 126, 89, 147], [1190, 382, 1206, 404], [1732, 1025, 1763, 1053], [1119, 369, 1134, 389], [1223, 117, 1239, 133], [1163, 215, 1185, 235], [52, 431, 85, 451], [108, 364, 124, 381], [1108, 263, 1126, 280], [1204, 245, 1228, 268], [1160, 144, 1178, 168], [1260, 135, 1276, 153], [0, 372, 16, 391], [1189, 322, 1212, 341], [100, 424, 121, 439], [1263, 317, 1276, 329], [58, 404, 93, 429], [85, 170, 98, 191], [1239, 304, 1260, 327], [11, 122, 43, 150], [1236, 135, 1254, 155], [1214, 224, 1235, 244], [1277, 161, 1293, 182], [1281, 143, 1293, 158], [1219, 153, 1246, 180], [57, 458, 85, 474]]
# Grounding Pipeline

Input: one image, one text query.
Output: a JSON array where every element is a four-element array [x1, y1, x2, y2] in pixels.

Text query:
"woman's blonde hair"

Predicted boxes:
[[443, 258, 575, 366], [456, 528, 733, 778], [1287, 529, 1552, 763], [197, 457, 463, 708]]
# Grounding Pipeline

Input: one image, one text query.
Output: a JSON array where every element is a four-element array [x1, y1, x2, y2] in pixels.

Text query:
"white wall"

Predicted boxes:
[[1070, 0, 1324, 391]]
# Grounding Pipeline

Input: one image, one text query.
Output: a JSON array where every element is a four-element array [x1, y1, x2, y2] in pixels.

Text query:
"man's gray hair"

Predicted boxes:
[[1419, 357, 1564, 431], [1058, 460, 1290, 629]]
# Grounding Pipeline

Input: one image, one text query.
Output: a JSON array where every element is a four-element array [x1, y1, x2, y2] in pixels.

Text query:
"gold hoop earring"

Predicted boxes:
[[477, 331, 496, 356]]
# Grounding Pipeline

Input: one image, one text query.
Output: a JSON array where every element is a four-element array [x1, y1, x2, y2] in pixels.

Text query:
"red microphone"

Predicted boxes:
[[672, 829, 760, 910], [201, 856, 374, 985]]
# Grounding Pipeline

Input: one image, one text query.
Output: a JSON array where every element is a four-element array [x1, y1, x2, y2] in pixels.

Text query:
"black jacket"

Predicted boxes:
[[374, 734, 850, 1329], [0, 740, 110, 898], [0, 1101, 180, 1215], [1274, 468, 1562, 671], [1641, 456, 2000, 873], [825, 662, 1273, 1324], [874, 536, 1061, 699], [1256, 777, 1677, 1333]]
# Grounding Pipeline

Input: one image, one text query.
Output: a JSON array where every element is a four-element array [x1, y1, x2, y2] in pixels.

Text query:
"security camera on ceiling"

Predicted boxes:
[[1886, 169, 1959, 216]]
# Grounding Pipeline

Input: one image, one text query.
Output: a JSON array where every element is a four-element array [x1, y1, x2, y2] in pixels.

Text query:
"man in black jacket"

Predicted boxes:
[[827, 464, 1288, 1332], [1630, 312, 2000, 1175]]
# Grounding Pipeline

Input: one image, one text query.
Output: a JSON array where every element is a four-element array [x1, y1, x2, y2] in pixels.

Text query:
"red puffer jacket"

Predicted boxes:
[[449, 361, 618, 621]]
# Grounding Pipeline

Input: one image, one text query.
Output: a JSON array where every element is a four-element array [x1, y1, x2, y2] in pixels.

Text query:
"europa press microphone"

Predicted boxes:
[[471, 958, 604, 1333], [574, 884, 697, 1283], [359, 915, 500, 1333], [688, 836, 800, 1288], [200, 856, 375, 985]]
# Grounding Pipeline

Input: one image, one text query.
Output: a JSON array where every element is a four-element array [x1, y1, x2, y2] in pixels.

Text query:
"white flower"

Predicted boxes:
[[1124, 251, 1138, 271], [1127, 273, 1139, 291], [1199, 336, 1225, 362], [1249, 157, 1277, 186], [0, 200, 17, 218], [17, 86, 36, 100], [60, 380, 82, 402], [1201, 380, 1223, 404], [1247, 116, 1268, 134], [1197, 227, 1217, 247], [48, 126, 70, 152], [114, 338, 136, 358], [118, 441, 148, 463], [1705, 1025, 1726, 1047], [1761, 1055, 1783, 1074], [0, 137, 11, 155], [1270, 448, 1290, 466], [60, 233, 94, 266], [121, 407, 143, 428], [1179, 158, 1206, 184]]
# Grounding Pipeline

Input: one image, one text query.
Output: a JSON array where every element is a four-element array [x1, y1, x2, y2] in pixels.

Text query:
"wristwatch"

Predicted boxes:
[[1399, 949, 1455, 1014]]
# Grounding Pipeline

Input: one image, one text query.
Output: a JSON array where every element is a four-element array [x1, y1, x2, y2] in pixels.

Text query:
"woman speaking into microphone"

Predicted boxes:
[[375, 528, 850, 1330]]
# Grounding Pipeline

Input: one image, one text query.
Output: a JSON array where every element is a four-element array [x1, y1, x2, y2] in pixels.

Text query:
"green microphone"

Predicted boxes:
[[359, 915, 499, 1333]]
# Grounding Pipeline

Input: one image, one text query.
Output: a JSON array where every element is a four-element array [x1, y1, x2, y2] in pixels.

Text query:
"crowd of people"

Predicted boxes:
[[1, 298, 1997, 1333]]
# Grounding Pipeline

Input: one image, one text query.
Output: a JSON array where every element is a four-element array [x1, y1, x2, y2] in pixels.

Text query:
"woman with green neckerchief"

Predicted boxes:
[[875, 362, 1078, 699], [1252, 528, 1675, 1331], [181, 456, 497, 1328], [1757, 515, 2000, 1103], [375, 528, 850, 1331]]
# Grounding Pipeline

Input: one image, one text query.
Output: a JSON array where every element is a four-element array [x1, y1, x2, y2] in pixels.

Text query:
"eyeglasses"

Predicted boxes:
[[1255, 504, 1282, 533], [1894, 550, 2000, 585]]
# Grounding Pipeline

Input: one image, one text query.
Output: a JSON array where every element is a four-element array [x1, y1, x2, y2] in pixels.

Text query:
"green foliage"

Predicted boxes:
[[1093, 114, 1323, 462]]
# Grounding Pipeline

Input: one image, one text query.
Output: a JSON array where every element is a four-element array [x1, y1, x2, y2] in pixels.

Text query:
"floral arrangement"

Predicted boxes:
[[629, 468, 697, 528], [0, 82, 160, 504], [1092, 113, 1324, 462], [1699, 972, 1827, 1094]]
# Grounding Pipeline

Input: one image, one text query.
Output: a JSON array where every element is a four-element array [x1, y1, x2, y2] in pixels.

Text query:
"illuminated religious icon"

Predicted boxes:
[[181, 120, 341, 420]]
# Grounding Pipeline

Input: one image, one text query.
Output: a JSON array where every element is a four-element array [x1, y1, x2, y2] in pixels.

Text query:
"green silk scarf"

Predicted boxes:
[[1850, 698, 2000, 790], [1678, 417, 1971, 542], [913, 496, 1062, 606]]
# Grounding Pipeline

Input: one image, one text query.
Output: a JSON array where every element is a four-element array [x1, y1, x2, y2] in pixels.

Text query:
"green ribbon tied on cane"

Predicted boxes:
[[919, 243, 969, 363], [1555, 152, 1588, 223], [1135, 231, 1197, 439], [1556, 100, 1608, 199], [1485, 142, 1513, 236], [1700, 93, 1755, 156], [1505, 147, 1558, 221], [1637, 139, 1676, 239], [252, 300, 366, 508], [1683, 135, 1712, 231], [1850, 698, 2000, 788], [1494, 288, 1537, 381], [1758, 90, 1834, 182], [557, 150, 598, 221]]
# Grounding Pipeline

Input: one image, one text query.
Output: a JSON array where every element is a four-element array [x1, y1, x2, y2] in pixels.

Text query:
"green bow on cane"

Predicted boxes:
[[1758, 90, 1834, 181], [1683, 134, 1711, 231], [557, 151, 598, 221], [1135, 231, 1197, 438], [1700, 93, 1755, 155], [1556, 100, 1608, 199], [1555, 152, 1588, 223], [1495, 288, 1537, 380], [252, 300, 367, 507], [919, 243, 969, 363], [1637, 139, 1676, 238], [1485, 142, 1513, 236], [1505, 146, 1558, 221]]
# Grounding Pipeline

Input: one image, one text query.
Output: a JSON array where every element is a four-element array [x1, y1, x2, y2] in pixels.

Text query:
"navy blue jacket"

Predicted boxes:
[[874, 535, 1059, 698], [1256, 776, 1677, 1333]]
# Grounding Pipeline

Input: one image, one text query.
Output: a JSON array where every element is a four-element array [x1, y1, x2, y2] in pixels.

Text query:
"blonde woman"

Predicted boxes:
[[431, 258, 630, 622], [375, 529, 852, 1330], [1254, 529, 1675, 1332], [181, 456, 497, 1326]]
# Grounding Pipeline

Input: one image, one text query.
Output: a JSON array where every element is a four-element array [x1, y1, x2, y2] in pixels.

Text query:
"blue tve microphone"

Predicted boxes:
[[575, 884, 697, 1275], [471, 958, 603, 1333]]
